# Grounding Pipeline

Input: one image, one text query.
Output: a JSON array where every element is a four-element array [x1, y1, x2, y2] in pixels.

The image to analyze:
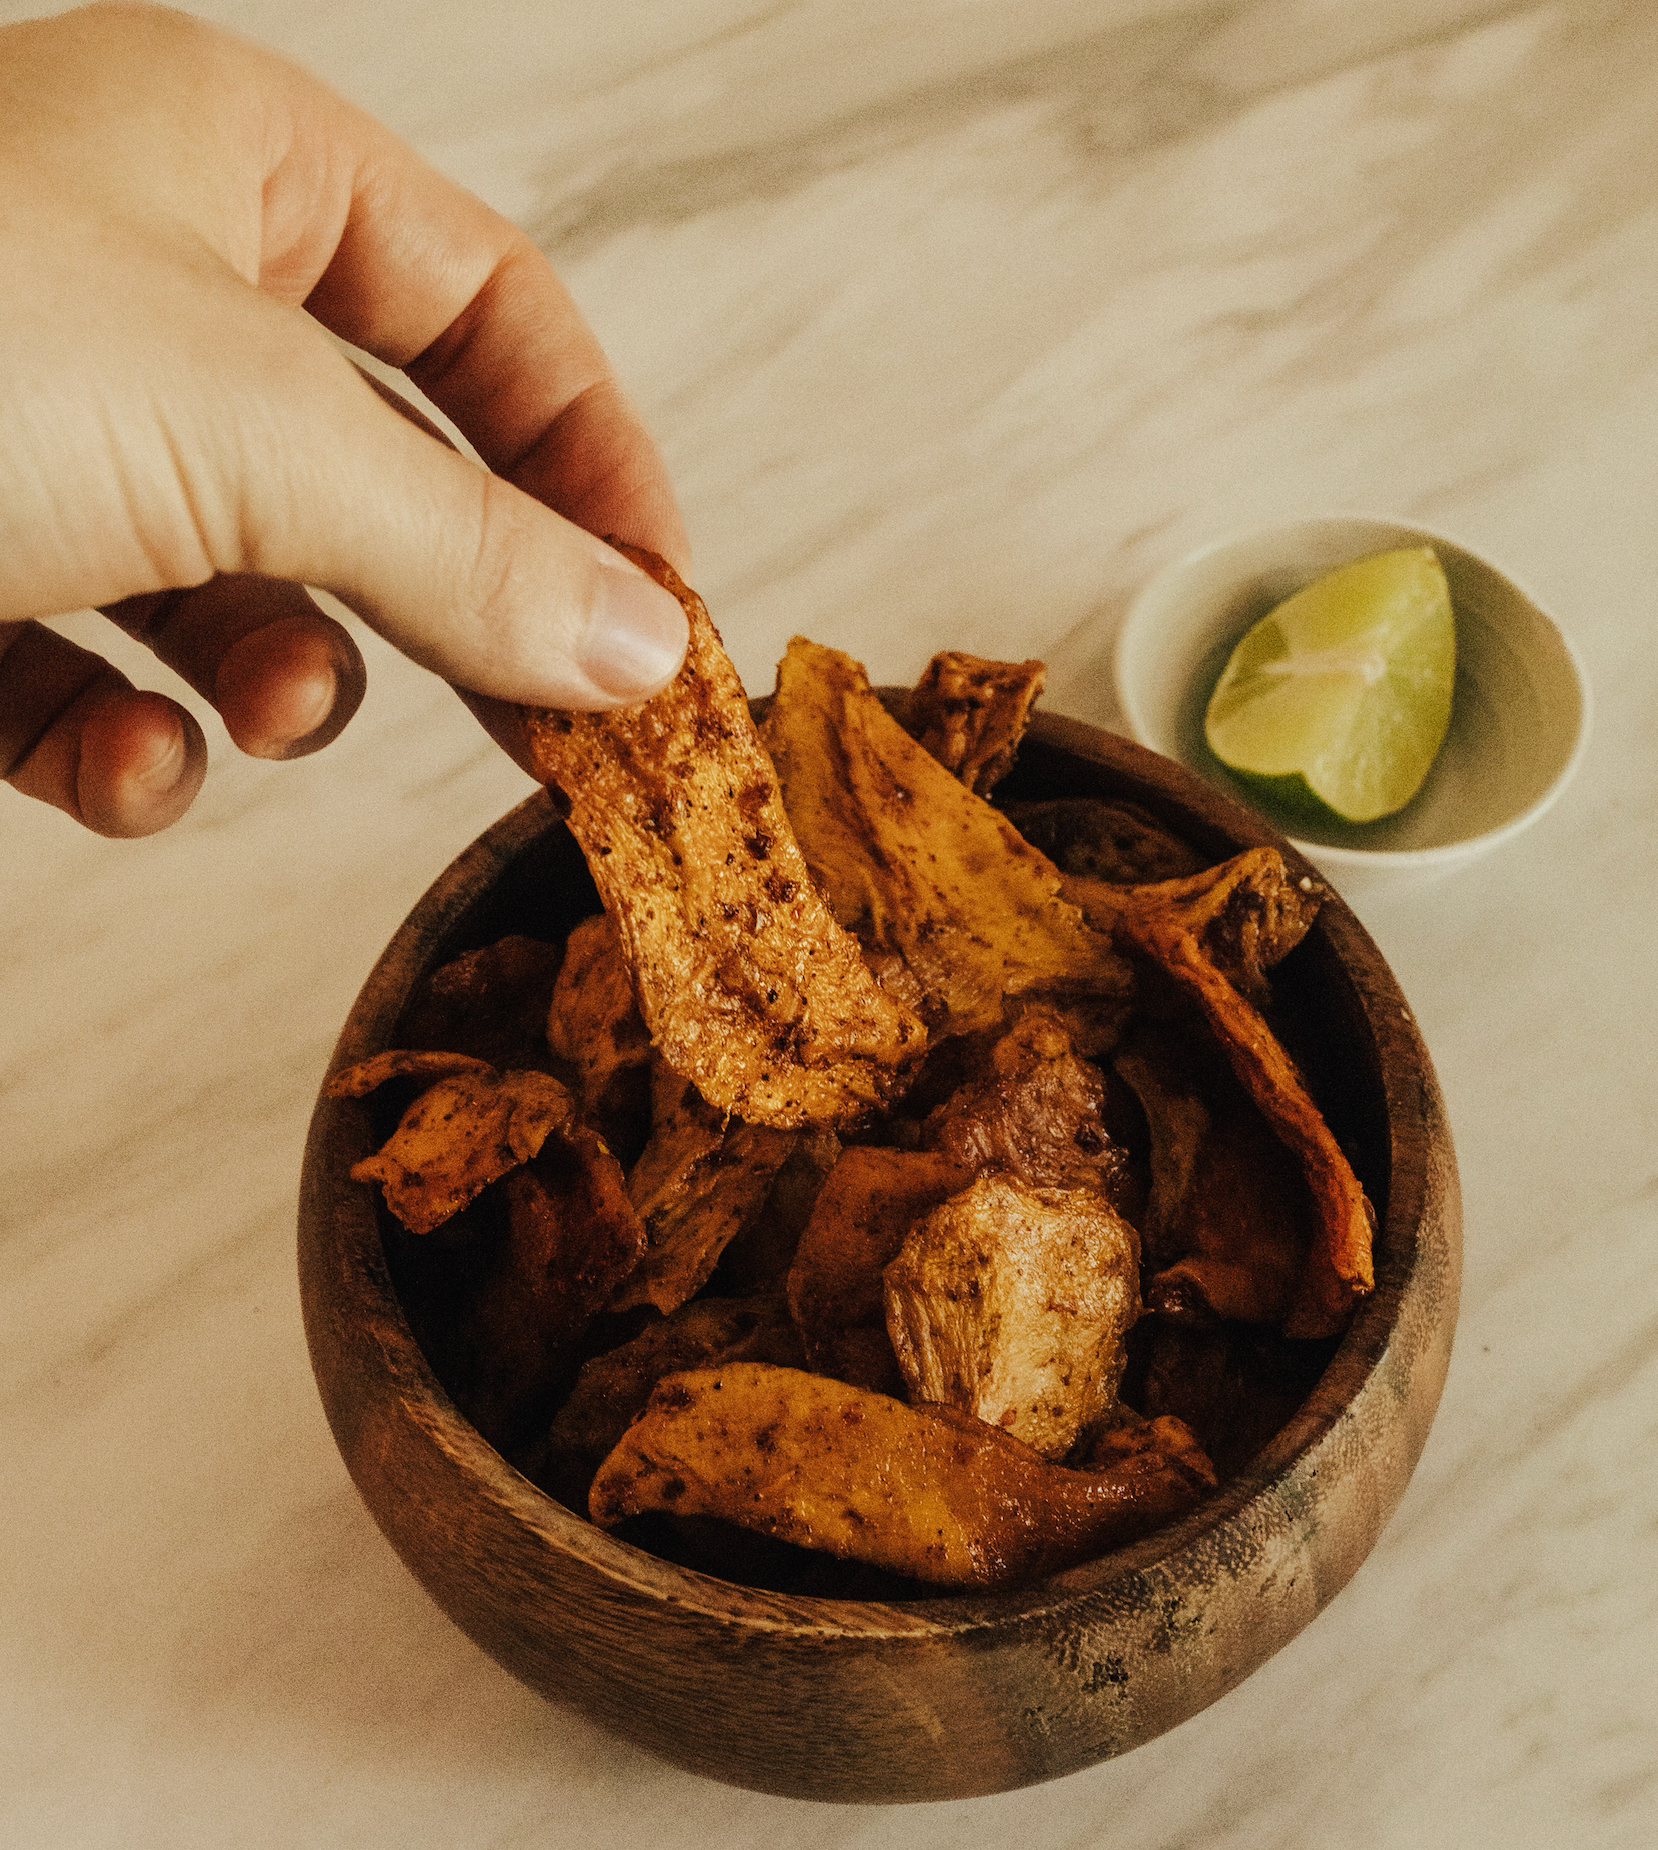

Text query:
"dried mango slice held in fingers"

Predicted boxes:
[[522, 547, 924, 1128]]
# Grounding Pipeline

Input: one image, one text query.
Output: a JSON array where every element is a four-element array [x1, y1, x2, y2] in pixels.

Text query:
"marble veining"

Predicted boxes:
[[3, 2, 1655, 1845]]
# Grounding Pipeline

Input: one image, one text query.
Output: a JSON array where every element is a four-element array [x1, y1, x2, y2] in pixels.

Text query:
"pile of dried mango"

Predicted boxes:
[[330, 549, 1374, 1595]]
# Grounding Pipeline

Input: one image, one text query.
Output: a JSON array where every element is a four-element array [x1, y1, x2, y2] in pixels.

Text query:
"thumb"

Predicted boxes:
[[238, 338, 688, 709]]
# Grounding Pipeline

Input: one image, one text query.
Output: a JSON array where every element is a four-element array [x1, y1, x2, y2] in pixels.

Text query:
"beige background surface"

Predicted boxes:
[[3, 3, 1653, 1845]]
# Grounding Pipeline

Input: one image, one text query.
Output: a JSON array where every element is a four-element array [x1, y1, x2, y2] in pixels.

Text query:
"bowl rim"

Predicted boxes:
[[302, 708, 1458, 1642], [1113, 511, 1593, 870]]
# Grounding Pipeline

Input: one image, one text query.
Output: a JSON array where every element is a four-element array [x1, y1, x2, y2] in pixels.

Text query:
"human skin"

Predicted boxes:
[[0, 1, 691, 837]]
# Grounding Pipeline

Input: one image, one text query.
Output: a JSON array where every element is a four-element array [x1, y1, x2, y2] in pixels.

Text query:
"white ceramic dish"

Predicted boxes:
[[1114, 516, 1590, 896]]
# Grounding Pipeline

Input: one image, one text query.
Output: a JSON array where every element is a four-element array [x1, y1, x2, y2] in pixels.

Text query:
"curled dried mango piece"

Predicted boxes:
[[607, 1062, 795, 1315], [348, 1066, 574, 1236], [626, 1058, 727, 1204], [1115, 913, 1373, 1338], [1115, 1023, 1314, 1328], [714, 1124, 842, 1297], [1067, 846, 1322, 1008], [920, 1005, 1138, 1198], [398, 936, 564, 1072], [447, 1119, 646, 1442], [1086, 1405, 1218, 1487], [522, 546, 923, 1128], [612, 1116, 798, 1316], [588, 1362, 1213, 1589], [546, 911, 652, 1145], [530, 1296, 804, 1502]]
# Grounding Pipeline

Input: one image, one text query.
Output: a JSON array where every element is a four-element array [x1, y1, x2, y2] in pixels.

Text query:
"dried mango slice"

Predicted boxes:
[[546, 911, 652, 1140], [531, 1296, 804, 1501], [347, 1066, 574, 1236], [448, 1120, 646, 1441], [521, 547, 923, 1128], [1086, 1405, 1218, 1487], [1115, 1025, 1314, 1326], [588, 1362, 1212, 1589], [1066, 847, 1323, 1008], [883, 1174, 1140, 1461], [604, 1062, 799, 1316], [1115, 912, 1373, 1337], [712, 1125, 842, 1297], [761, 638, 1128, 1033], [626, 1058, 726, 1206], [397, 936, 563, 1073], [786, 1145, 975, 1394], [1004, 797, 1206, 886], [611, 1116, 798, 1316], [901, 650, 1046, 795], [325, 1049, 493, 1097], [920, 1005, 1138, 1198]]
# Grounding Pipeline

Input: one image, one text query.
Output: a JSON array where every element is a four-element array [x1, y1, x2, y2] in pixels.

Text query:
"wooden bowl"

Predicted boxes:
[[298, 711, 1460, 1805]]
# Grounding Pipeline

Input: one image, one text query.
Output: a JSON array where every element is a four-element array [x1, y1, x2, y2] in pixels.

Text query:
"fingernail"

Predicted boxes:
[[270, 661, 339, 759], [288, 662, 337, 738], [216, 618, 361, 761], [135, 711, 189, 791], [577, 558, 688, 700]]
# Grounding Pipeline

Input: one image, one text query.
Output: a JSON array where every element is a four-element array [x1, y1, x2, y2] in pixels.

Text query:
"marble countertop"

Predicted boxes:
[[4, 2, 1654, 1844]]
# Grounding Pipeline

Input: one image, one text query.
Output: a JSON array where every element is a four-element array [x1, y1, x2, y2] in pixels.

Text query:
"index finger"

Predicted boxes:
[[257, 70, 688, 570]]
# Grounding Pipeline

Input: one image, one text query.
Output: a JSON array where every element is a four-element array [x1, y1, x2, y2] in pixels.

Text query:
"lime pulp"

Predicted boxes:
[[1202, 546, 1456, 825]]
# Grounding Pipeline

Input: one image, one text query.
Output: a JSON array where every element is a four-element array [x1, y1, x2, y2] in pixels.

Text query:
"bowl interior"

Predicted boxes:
[[360, 725, 1398, 1584], [1116, 515, 1589, 867]]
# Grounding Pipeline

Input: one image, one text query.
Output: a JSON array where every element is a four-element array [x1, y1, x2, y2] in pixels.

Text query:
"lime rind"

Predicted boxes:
[[1203, 547, 1456, 824], [1222, 767, 1349, 830]]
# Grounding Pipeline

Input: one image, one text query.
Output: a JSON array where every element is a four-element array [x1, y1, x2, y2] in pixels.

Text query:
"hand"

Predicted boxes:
[[0, 1, 690, 837]]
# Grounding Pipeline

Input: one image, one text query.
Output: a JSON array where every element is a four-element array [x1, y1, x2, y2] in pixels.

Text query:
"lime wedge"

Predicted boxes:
[[1203, 546, 1456, 824]]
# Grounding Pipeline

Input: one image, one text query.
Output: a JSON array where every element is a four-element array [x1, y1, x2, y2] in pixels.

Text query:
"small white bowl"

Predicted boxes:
[[1114, 515, 1590, 896]]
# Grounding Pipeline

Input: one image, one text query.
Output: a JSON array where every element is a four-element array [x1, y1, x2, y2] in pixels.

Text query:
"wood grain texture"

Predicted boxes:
[[297, 715, 1459, 1804]]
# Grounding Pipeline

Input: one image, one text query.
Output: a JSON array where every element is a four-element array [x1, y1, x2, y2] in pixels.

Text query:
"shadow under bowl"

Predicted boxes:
[[298, 711, 1460, 1805]]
